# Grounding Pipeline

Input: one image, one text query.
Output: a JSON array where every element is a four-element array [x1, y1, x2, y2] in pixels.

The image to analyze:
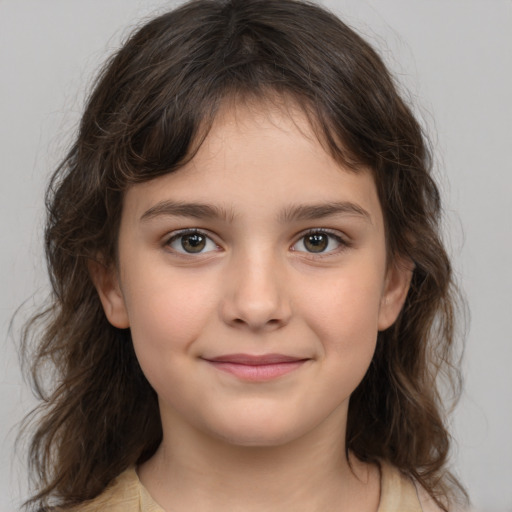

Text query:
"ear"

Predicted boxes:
[[88, 259, 130, 329], [378, 257, 413, 331]]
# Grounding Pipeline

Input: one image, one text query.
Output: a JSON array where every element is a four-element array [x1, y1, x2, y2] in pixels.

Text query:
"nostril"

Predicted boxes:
[[220, 281, 292, 330], [229, 316, 285, 330]]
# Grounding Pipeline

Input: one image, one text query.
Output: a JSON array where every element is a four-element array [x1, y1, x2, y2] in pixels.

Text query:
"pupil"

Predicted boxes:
[[305, 234, 327, 252], [182, 233, 206, 253]]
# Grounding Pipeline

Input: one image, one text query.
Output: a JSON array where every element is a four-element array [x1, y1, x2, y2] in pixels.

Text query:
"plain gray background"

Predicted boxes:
[[1, 1, 511, 511]]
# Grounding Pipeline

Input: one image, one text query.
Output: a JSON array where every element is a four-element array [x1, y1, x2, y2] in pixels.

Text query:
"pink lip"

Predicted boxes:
[[202, 353, 309, 381]]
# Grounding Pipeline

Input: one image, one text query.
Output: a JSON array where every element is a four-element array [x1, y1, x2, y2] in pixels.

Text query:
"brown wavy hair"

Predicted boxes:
[[21, 0, 467, 510]]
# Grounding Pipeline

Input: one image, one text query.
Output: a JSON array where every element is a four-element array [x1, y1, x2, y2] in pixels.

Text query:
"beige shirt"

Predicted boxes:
[[76, 462, 442, 512]]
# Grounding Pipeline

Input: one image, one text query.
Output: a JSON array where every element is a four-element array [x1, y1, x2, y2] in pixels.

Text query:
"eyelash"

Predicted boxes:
[[291, 228, 350, 258], [165, 229, 220, 256], [163, 228, 350, 257]]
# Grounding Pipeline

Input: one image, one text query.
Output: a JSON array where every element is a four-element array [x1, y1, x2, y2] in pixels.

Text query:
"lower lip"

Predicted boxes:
[[205, 361, 306, 381]]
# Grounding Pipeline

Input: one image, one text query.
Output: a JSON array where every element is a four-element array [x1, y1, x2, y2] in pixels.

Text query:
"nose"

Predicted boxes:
[[220, 250, 292, 332]]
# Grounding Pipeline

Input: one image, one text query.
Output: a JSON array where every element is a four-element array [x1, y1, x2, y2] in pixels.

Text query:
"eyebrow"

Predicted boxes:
[[140, 199, 371, 224], [279, 201, 372, 224], [140, 200, 236, 223]]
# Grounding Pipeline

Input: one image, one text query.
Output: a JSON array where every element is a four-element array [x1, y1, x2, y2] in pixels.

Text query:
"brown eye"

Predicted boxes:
[[292, 230, 344, 254], [167, 230, 218, 254], [181, 233, 206, 253], [304, 233, 329, 252]]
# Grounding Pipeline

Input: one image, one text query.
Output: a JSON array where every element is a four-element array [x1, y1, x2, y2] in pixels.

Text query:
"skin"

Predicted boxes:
[[92, 100, 411, 512]]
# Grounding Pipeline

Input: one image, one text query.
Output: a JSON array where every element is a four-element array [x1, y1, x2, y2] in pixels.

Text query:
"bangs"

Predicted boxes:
[[83, 0, 383, 190]]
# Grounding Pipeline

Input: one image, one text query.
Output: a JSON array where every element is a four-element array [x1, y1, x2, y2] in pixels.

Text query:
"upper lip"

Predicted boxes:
[[203, 354, 309, 365]]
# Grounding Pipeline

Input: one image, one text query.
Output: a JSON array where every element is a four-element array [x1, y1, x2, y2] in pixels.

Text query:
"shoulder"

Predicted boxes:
[[64, 467, 158, 512], [415, 482, 447, 512], [379, 461, 444, 512]]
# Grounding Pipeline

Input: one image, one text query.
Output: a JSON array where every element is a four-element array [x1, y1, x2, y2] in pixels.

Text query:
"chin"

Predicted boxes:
[[202, 412, 311, 448], [213, 428, 299, 448]]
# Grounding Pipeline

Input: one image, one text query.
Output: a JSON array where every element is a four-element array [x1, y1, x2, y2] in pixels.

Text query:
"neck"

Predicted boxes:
[[138, 408, 380, 512]]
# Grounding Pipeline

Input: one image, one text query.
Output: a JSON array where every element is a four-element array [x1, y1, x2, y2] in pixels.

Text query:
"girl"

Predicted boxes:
[[21, 0, 468, 510]]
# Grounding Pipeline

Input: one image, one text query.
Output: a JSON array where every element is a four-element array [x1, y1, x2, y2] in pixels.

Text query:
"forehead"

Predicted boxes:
[[122, 100, 382, 227]]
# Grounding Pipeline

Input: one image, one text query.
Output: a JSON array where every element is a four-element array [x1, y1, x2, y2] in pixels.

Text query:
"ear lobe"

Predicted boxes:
[[88, 259, 130, 329], [378, 258, 413, 331]]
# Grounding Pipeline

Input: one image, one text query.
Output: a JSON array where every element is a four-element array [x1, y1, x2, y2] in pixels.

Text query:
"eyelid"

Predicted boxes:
[[290, 228, 351, 256], [164, 228, 221, 255], [161, 227, 350, 258]]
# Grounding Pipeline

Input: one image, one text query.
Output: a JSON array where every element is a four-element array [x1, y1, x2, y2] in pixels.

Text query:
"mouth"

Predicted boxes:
[[201, 353, 310, 381]]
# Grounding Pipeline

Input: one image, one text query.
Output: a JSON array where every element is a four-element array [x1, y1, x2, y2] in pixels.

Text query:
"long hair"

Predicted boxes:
[[21, 0, 466, 509]]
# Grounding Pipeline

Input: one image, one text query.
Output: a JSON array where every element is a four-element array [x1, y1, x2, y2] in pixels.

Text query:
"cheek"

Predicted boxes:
[[121, 266, 218, 371], [298, 262, 384, 364]]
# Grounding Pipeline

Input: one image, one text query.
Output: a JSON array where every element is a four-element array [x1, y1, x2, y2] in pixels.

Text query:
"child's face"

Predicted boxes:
[[94, 101, 411, 447]]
